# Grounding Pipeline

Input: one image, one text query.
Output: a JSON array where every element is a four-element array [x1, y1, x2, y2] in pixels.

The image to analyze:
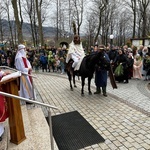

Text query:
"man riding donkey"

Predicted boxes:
[[66, 21, 85, 73]]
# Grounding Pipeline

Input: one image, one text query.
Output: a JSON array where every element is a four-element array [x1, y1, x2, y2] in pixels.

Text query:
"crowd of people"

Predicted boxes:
[[107, 45, 150, 82], [0, 43, 150, 80], [0, 45, 68, 74], [0, 43, 150, 83], [0, 41, 150, 141]]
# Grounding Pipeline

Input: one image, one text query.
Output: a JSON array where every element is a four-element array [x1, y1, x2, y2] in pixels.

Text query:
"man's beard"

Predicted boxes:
[[74, 40, 80, 45]]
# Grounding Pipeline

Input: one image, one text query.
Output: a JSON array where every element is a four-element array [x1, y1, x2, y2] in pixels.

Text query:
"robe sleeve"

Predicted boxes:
[[15, 57, 29, 74]]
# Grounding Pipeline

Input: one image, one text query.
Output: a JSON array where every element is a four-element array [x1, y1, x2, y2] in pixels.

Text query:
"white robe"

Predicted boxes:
[[0, 123, 4, 137], [66, 41, 85, 70], [15, 49, 34, 99]]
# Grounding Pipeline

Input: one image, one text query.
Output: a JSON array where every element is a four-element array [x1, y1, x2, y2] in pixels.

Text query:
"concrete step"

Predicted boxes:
[[1, 105, 58, 150], [0, 119, 9, 150], [27, 107, 51, 150], [27, 106, 58, 150], [8, 105, 36, 150]]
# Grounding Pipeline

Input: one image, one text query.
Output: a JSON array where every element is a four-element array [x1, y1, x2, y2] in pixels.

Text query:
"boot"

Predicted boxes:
[[94, 87, 101, 94], [102, 86, 107, 97]]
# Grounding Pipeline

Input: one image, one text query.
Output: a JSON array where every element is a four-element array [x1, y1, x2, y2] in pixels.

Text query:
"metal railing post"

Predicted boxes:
[[0, 91, 58, 149], [48, 110, 54, 150]]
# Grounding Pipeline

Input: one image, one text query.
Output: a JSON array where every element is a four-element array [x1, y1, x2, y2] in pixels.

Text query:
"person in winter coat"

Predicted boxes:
[[39, 53, 48, 72], [94, 45, 110, 97], [127, 53, 134, 79], [114, 49, 129, 83], [48, 51, 55, 72], [133, 54, 143, 79]]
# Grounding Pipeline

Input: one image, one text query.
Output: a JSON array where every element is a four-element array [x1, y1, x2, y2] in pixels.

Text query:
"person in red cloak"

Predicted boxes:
[[14, 44, 34, 102], [0, 70, 9, 141]]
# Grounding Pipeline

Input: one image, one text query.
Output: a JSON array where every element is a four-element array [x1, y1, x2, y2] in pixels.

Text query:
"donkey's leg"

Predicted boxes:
[[81, 77, 85, 95], [73, 74, 77, 87], [68, 73, 73, 90], [88, 77, 92, 95]]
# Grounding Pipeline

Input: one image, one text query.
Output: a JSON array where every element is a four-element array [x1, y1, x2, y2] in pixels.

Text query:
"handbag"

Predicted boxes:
[[114, 64, 124, 76]]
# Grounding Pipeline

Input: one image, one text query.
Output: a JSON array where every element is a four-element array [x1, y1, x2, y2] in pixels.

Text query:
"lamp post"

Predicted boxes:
[[110, 34, 114, 51]]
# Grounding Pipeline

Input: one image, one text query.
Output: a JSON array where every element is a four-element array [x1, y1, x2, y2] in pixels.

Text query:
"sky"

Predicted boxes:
[[7, 0, 93, 35]]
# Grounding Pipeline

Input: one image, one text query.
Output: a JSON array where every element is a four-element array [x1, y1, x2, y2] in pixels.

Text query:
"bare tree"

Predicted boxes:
[[3, 0, 15, 48], [11, 0, 24, 44], [0, 4, 5, 43], [71, 0, 86, 36], [131, 0, 137, 38], [124, 0, 137, 38], [1, 0, 149, 48], [35, 0, 44, 46], [91, 0, 108, 44], [138, 0, 150, 37], [24, 0, 38, 47], [85, 14, 97, 47], [126, 0, 150, 38]]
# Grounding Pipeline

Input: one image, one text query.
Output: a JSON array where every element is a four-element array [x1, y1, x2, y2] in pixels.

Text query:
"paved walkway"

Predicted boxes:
[[33, 71, 150, 150]]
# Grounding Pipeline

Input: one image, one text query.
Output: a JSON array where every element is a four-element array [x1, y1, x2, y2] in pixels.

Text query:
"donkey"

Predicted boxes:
[[66, 51, 111, 95]]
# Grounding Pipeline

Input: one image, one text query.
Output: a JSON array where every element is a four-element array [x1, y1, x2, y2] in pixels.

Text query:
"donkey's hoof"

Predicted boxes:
[[71, 88, 73, 91], [81, 93, 84, 97], [89, 92, 92, 95], [74, 85, 77, 88]]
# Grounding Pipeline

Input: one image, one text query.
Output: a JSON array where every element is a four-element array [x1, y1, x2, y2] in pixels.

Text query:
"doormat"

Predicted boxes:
[[50, 111, 105, 150]]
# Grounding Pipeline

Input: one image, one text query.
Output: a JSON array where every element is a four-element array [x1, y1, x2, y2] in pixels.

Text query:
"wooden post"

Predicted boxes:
[[0, 78, 26, 145]]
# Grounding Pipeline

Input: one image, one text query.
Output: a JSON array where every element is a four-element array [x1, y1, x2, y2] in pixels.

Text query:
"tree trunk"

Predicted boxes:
[[35, 0, 44, 47], [0, 19, 4, 43], [142, 11, 147, 37], [94, 12, 101, 44], [132, 0, 136, 38], [11, 0, 24, 44]]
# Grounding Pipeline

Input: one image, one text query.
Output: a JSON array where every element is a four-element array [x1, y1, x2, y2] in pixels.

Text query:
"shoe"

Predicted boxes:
[[94, 87, 101, 94], [0, 130, 4, 142], [26, 102, 33, 104], [94, 91, 100, 94], [103, 93, 107, 97], [123, 81, 128, 83]]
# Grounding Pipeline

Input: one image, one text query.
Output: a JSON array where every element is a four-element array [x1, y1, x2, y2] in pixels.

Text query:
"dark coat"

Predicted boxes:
[[127, 56, 134, 78], [114, 54, 129, 82], [95, 52, 110, 87], [143, 53, 150, 75], [108, 50, 118, 62]]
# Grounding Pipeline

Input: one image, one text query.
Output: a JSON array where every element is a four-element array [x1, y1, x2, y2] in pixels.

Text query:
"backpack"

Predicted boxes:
[[40, 55, 47, 64]]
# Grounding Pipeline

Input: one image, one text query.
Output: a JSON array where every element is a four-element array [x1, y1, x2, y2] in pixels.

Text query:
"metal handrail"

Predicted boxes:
[[0, 91, 58, 150]]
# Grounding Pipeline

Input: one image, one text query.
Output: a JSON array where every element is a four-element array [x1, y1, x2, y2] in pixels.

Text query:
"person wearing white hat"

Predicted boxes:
[[15, 44, 34, 102]]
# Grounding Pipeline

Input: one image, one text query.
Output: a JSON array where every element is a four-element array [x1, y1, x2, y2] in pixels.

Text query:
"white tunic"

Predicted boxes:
[[15, 48, 34, 99], [0, 123, 4, 137], [66, 41, 85, 70]]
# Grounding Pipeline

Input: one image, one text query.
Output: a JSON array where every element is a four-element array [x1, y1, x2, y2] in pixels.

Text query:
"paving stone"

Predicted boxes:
[[33, 72, 150, 150], [131, 142, 142, 149], [140, 143, 150, 149]]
